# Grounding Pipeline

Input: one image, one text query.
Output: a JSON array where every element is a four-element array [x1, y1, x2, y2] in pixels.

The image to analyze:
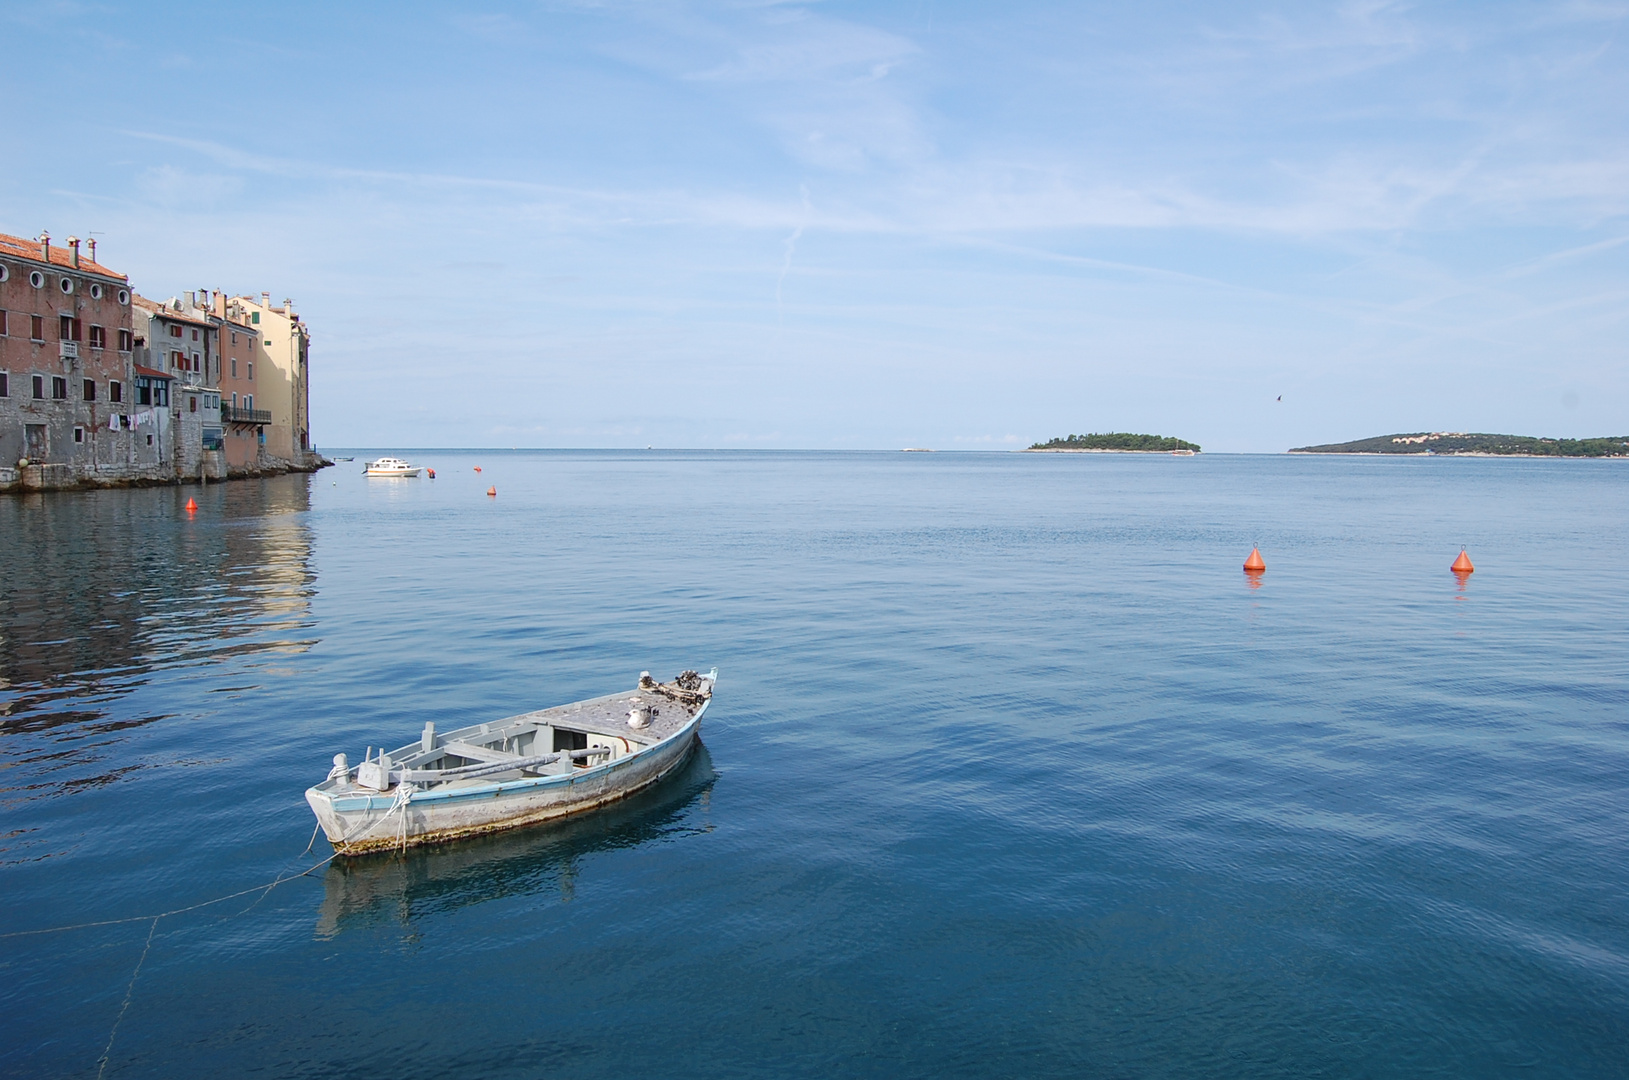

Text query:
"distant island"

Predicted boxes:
[[1289, 432, 1629, 458], [1027, 432, 1201, 453]]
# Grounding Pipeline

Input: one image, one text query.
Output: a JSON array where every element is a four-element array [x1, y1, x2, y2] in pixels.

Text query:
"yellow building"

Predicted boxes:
[[231, 293, 313, 464]]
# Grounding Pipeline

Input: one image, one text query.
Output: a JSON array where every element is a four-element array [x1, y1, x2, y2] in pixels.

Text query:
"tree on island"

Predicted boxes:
[[1029, 432, 1201, 452]]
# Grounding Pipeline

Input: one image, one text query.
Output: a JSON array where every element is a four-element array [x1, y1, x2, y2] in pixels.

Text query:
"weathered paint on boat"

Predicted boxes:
[[305, 670, 715, 856]]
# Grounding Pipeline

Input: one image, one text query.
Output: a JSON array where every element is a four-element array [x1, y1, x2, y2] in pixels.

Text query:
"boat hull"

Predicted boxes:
[[306, 707, 705, 856]]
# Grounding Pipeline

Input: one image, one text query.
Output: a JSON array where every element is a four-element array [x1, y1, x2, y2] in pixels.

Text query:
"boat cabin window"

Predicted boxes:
[[552, 729, 588, 754]]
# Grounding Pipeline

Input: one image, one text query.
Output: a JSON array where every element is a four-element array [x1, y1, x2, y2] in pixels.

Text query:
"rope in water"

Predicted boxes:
[[0, 798, 410, 940], [7, 795, 417, 1078]]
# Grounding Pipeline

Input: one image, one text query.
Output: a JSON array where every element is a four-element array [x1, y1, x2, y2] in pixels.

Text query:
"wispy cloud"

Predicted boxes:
[[10, 0, 1628, 448]]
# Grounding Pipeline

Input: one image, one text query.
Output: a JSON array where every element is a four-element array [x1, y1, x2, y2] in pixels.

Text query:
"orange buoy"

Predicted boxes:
[[426, 468, 435, 479], [1451, 548, 1474, 574], [487, 486, 496, 497], [1243, 547, 1266, 572], [474, 466, 482, 473], [185, 497, 197, 513]]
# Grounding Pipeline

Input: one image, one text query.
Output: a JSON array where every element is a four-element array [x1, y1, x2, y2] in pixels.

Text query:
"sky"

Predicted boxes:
[[3, 0, 1626, 451]]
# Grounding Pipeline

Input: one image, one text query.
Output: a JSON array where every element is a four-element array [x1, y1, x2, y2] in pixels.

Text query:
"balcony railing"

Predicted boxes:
[[221, 404, 272, 425], [59, 341, 79, 359]]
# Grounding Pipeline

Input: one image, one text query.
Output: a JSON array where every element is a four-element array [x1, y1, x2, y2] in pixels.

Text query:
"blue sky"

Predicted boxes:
[[4, 1, 1625, 451]]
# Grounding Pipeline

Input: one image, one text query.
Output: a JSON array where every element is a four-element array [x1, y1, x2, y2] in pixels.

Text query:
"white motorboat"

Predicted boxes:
[[363, 457, 421, 477], [305, 669, 717, 855]]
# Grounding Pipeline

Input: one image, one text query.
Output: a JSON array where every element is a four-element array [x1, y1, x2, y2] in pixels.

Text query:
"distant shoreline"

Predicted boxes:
[[1289, 431, 1628, 458], [1288, 450, 1628, 459], [1023, 448, 1196, 454]]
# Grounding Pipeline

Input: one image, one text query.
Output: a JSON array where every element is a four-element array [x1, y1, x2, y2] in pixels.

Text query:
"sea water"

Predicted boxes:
[[0, 451, 1624, 1078]]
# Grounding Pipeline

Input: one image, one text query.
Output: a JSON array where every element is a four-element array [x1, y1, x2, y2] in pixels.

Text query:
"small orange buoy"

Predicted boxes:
[[185, 497, 197, 513], [1451, 548, 1474, 574], [1243, 547, 1266, 572], [426, 468, 435, 479], [487, 486, 496, 497], [474, 466, 482, 473]]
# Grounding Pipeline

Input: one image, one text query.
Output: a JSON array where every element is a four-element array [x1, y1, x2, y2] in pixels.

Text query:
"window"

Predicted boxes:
[[250, 311, 260, 324], [137, 382, 151, 405], [230, 358, 237, 377], [231, 331, 237, 345], [89, 325, 106, 349], [0, 310, 7, 336], [31, 315, 45, 341], [83, 379, 96, 401], [52, 376, 68, 399], [189, 396, 197, 413], [60, 315, 82, 341], [231, 392, 238, 407], [74, 427, 84, 443], [110, 380, 122, 403], [171, 350, 184, 370], [247, 361, 254, 381], [118, 328, 133, 351], [169, 324, 182, 338], [246, 395, 253, 411], [0, 373, 7, 397], [33, 375, 44, 399], [191, 328, 199, 341]]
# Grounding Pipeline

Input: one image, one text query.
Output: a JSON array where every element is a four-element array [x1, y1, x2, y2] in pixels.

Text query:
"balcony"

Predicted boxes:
[[59, 341, 79, 359], [221, 404, 272, 425]]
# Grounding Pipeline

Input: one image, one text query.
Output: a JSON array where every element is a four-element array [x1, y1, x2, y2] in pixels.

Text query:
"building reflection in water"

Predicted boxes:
[[0, 477, 316, 817], [315, 745, 718, 938]]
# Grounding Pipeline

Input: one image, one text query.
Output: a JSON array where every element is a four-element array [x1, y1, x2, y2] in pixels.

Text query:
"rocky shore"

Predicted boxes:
[[1, 455, 331, 494]]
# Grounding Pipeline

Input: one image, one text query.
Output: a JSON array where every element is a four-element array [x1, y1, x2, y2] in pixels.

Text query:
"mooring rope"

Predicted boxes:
[[7, 797, 417, 1077], [0, 798, 406, 940], [94, 916, 158, 1080]]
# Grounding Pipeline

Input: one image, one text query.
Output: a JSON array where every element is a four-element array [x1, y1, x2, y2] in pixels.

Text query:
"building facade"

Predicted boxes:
[[132, 293, 223, 480], [1, 229, 323, 492], [213, 293, 269, 470], [0, 231, 139, 487], [232, 294, 313, 464]]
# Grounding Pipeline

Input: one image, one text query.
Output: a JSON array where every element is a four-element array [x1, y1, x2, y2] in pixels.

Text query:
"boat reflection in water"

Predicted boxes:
[[314, 743, 717, 938]]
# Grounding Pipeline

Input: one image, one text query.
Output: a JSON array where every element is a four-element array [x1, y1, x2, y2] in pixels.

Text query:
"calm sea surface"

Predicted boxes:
[[1, 451, 1625, 1078]]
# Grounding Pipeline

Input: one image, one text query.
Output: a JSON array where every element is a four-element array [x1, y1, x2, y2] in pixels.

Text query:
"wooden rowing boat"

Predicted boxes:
[[305, 668, 716, 855]]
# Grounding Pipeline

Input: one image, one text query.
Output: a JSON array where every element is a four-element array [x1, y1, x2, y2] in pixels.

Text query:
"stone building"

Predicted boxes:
[[213, 293, 269, 470], [0, 231, 138, 486], [232, 293, 314, 465], [132, 293, 223, 480], [1, 231, 324, 491]]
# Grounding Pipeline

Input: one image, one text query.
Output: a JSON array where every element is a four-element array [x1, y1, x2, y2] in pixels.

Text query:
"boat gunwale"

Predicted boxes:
[[307, 672, 715, 812], [320, 699, 708, 812]]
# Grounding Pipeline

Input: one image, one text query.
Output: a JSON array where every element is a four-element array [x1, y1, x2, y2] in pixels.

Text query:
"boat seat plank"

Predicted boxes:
[[440, 739, 520, 764]]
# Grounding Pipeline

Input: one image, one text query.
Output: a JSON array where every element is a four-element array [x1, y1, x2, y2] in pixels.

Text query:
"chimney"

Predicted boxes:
[[261, 291, 270, 309], [39, 231, 50, 262], [68, 236, 81, 268], [87, 238, 96, 265], [283, 298, 293, 315]]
